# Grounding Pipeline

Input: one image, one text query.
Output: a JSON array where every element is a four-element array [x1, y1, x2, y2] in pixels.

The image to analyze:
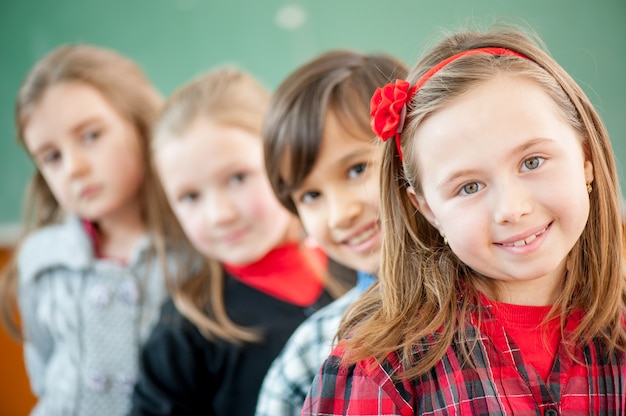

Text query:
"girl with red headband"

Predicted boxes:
[[303, 24, 626, 415]]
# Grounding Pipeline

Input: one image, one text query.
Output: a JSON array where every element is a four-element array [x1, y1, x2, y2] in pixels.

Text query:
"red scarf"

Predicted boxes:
[[224, 242, 326, 306]]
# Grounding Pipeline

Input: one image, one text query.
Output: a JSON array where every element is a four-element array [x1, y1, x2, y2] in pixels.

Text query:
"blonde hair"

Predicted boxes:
[[0, 44, 188, 340], [340, 25, 626, 379], [153, 67, 345, 344]]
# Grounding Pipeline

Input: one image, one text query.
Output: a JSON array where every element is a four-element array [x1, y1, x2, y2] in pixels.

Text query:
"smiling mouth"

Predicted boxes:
[[345, 225, 379, 246], [221, 230, 246, 244], [500, 226, 548, 247]]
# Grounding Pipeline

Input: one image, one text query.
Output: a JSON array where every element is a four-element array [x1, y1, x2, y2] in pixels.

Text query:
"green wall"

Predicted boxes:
[[1, 0, 625, 235]]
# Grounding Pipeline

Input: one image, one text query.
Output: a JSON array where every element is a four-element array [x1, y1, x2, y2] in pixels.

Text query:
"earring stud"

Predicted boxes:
[[587, 182, 592, 194]]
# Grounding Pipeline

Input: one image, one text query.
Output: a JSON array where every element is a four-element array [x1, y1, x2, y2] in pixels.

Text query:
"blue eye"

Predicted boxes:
[[523, 156, 543, 171], [460, 182, 480, 195], [348, 163, 367, 179]]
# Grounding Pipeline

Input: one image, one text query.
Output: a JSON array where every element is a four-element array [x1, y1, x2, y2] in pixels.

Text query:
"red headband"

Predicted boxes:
[[370, 47, 529, 161]]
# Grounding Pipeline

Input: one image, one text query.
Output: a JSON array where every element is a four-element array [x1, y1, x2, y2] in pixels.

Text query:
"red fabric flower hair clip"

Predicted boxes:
[[369, 80, 416, 161], [370, 48, 530, 162]]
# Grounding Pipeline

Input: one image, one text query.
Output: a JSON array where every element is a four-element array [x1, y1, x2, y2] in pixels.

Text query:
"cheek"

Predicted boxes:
[[172, 206, 204, 245], [42, 172, 69, 204], [298, 208, 334, 253], [247, 198, 270, 220], [299, 212, 326, 244], [365, 188, 380, 213], [244, 184, 283, 222], [438, 206, 478, 242], [364, 170, 381, 199], [445, 213, 491, 263], [177, 216, 197, 240], [551, 183, 590, 228], [116, 153, 145, 189]]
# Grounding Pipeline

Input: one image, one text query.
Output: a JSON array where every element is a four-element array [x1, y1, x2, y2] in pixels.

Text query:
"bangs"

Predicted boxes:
[[271, 120, 323, 213]]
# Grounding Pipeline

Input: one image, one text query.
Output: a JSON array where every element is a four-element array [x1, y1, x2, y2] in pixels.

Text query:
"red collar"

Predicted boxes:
[[223, 242, 327, 306], [81, 219, 127, 264]]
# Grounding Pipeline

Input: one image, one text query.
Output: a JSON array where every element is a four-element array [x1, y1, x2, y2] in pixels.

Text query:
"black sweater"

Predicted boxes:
[[130, 273, 334, 415]]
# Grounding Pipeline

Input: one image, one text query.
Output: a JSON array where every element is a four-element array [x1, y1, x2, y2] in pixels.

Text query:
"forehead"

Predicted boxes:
[[156, 120, 262, 179], [24, 82, 120, 144], [416, 75, 563, 140], [411, 75, 580, 182]]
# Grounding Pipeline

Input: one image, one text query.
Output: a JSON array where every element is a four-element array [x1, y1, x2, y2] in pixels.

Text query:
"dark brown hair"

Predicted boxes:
[[263, 50, 408, 214]]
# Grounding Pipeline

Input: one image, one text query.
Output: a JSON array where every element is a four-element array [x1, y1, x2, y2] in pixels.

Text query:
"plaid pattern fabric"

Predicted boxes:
[[303, 306, 626, 415], [255, 287, 362, 416]]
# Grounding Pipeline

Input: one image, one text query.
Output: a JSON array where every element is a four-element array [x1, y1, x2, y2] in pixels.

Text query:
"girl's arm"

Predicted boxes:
[[17, 276, 54, 397]]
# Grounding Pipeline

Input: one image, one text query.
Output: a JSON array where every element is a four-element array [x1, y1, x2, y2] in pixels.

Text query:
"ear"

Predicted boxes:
[[406, 186, 439, 228], [584, 159, 594, 185]]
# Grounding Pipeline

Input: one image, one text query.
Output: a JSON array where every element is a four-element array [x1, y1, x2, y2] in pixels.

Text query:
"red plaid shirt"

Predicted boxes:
[[303, 306, 626, 415]]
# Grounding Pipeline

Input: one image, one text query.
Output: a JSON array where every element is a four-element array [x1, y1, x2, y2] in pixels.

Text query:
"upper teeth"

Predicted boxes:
[[503, 227, 546, 247], [347, 226, 377, 245]]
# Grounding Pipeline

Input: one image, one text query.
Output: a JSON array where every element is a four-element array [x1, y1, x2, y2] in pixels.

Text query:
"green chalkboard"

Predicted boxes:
[[1, 0, 625, 241]]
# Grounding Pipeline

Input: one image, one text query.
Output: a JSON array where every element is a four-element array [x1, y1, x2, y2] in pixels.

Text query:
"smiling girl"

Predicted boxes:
[[304, 25, 626, 415], [130, 67, 347, 416]]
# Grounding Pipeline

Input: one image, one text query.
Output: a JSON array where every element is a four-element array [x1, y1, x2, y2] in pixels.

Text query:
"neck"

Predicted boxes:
[[280, 216, 304, 246], [476, 269, 565, 306], [94, 200, 146, 260]]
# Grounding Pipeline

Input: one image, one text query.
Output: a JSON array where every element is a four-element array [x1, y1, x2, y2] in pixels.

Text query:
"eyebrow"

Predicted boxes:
[[70, 116, 102, 136], [437, 137, 552, 190], [338, 148, 372, 166]]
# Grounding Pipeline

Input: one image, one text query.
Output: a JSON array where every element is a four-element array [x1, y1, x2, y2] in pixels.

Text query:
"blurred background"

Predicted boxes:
[[1, 0, 624, 413]]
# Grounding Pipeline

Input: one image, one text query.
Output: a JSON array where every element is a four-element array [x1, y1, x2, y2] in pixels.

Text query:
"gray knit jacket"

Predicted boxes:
[[17, 214, 169, 416]]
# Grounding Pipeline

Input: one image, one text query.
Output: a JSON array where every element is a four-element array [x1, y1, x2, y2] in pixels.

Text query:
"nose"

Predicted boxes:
[[327, 188, 362, 230], [204, 189, 237, 227], [65, 148, 89, 178], [492, 179, 532, 224]]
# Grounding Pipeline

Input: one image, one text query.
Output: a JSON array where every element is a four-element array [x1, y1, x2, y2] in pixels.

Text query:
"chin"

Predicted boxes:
[[224, 251, 264, 267]]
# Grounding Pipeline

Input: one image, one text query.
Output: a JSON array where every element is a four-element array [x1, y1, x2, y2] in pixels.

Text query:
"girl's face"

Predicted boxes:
[[24, 82, 144, 224], [290, 111, 382, 274], [156, 119, 293, 266], [409, 75, 593, 305]]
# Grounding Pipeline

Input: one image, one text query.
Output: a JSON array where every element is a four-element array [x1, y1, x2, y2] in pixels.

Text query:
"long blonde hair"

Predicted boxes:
[[153, 67, 346, 344], [340, 25, 626, 379], [0, 44, 188, 340]]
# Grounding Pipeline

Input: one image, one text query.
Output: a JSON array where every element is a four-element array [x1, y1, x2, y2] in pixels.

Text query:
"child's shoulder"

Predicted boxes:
[[156, 297, 183, 325], [147, 297, 210, 345], [18, 214, 92, 283], [285, 287, 362, 347]]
